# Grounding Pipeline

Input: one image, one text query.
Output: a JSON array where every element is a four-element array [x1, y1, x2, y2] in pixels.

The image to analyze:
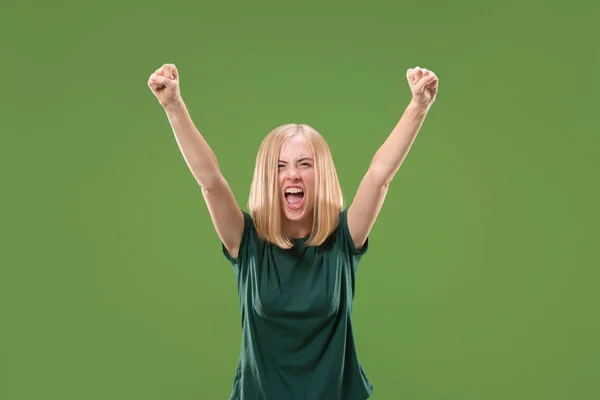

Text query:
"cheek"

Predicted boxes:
[[302, 171, 316, 190]]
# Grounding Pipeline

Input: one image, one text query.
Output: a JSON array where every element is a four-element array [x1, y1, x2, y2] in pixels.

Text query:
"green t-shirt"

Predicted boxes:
[[222, 208, 373, 400]]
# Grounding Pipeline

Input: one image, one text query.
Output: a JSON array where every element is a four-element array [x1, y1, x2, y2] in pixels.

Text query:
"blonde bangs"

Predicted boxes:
[[248, 124, 344, 249]]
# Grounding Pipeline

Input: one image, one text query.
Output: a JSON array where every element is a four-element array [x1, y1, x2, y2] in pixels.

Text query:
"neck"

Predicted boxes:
[[283, 214, 313, 239]]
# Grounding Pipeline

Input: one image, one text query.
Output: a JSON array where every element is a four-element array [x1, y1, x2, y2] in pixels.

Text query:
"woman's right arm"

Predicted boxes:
[[148, 64, 244, 258]]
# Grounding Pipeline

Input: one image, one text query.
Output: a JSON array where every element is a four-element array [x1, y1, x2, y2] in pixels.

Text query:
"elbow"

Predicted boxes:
[[366, 164, 394, 188], [369, 153, 403, 187], [193, 168, 225, 192]]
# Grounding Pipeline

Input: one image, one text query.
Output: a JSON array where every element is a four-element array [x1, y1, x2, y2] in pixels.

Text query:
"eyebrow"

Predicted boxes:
[[278, 157, 314, 163]]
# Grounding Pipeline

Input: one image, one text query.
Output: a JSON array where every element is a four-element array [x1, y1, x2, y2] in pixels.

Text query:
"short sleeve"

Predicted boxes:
[[222, 211, 254, 265], [337, 208, 369, 257]]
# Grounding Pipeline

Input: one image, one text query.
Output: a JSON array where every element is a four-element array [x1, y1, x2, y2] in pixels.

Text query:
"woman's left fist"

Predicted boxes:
[[407, 66, 438, 107]]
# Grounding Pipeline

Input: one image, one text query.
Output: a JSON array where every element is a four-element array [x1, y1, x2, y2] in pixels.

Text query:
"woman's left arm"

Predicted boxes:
[[347, 66, 439, 250]]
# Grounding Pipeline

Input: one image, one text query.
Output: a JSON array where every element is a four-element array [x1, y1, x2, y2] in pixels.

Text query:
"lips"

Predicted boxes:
[[284, 186, 304, 210]]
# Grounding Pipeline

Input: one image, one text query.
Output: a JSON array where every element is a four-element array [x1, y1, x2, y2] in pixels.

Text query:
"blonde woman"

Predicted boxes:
[[148, 64, 438, 400]]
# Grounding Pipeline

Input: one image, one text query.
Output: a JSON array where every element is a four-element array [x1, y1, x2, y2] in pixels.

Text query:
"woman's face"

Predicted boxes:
[[278, 135, 315, 224]]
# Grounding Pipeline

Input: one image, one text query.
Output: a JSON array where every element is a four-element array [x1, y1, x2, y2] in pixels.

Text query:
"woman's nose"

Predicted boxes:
[[286, 168, 300, 181]]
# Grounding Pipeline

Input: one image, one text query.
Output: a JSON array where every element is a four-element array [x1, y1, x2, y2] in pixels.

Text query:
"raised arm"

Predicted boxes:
[[347, 66, 439, 250], [148, 64, 244, 258]]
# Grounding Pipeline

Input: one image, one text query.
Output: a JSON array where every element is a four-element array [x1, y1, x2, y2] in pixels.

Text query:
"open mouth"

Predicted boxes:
[[284, 187, 304, 210]]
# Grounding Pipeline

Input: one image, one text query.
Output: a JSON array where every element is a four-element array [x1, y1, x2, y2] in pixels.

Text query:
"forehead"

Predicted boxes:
[[279, 135, 313, 159]]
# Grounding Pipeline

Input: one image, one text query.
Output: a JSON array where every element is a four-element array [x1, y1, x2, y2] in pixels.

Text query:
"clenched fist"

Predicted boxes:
[[407, 66, 438, 108], [148, 64, 181, 108]]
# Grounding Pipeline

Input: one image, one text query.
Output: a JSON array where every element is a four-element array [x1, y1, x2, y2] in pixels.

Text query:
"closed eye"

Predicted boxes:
[[278, 160, 312, 169]]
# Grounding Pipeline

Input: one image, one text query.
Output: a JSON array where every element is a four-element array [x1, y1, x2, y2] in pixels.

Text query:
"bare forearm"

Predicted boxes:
[[163, 99, 222, 190], [370, 102, 431, 185]]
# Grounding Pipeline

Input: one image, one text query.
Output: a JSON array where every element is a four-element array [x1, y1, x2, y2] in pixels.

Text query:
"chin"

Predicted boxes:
[[281, 200, 311, 221], [282, 206, 305, 221]]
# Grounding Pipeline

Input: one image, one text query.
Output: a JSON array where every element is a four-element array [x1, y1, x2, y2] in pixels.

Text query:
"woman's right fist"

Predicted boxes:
[[148, 64, 181, 108]]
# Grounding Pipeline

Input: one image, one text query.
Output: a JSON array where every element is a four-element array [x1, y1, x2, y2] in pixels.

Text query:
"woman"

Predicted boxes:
[[148, 64, 438, 400]]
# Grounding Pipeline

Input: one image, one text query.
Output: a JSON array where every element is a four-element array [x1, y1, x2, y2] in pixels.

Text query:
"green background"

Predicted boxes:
[[2, 1, 598, 399]]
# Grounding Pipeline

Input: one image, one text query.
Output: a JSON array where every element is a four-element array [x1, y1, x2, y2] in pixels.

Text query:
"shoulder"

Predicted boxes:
[[333, 208, 369, 256], [222, 210, 261, 264]]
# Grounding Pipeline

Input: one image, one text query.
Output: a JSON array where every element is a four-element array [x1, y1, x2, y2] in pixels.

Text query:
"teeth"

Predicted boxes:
[[285, 188, 303, 194]]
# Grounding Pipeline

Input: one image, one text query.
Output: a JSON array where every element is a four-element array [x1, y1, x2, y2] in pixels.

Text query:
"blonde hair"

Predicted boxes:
[[248, 123, 344, 249]]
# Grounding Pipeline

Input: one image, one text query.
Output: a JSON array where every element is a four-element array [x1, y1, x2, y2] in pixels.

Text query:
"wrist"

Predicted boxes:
[[163, 97, 186, 114], [407, 100, 431, 117]]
